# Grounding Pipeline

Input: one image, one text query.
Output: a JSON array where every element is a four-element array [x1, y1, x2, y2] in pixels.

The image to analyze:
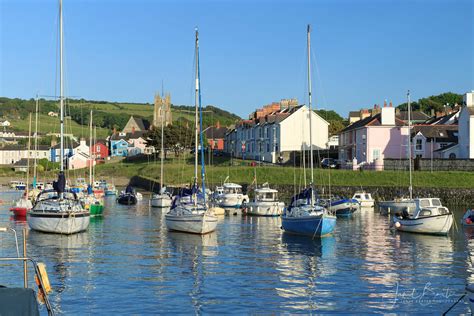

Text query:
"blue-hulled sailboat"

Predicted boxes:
[[281, 25, 336, 238]]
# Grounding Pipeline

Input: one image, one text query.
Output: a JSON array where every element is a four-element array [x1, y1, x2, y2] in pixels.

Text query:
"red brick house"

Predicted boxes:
[[204, 122, 228, 151]]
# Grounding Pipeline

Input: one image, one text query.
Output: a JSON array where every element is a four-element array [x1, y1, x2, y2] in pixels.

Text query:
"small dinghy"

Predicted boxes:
[[462, 209, 474, 226], [392, 198, 453, 235], [117, 192, 137, 205]]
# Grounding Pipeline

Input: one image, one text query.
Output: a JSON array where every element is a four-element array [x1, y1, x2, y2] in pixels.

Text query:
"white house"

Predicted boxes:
[[458, 91, 474, 159], [0, 145, 51, 165], [225, 104, 329, 163]]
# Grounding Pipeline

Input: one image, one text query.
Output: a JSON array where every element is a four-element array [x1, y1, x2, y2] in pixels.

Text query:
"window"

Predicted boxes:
[[372, 148, 380, 160], [266, 143, 270, 152], [97, 145, 101, 152], [415, 139, 423, 151], [449, 153, 456, 159]]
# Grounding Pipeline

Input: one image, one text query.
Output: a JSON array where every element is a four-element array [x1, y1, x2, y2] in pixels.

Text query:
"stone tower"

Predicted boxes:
[[153, 93, 172, 128]]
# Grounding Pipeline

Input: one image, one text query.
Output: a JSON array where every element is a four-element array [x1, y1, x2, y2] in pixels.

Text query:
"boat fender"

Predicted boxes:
[[466, 218, 472, 225], [395, 221, 401, 228]]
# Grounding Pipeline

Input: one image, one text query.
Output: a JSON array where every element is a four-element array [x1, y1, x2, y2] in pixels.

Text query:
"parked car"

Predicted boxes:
[[321, 158, 338, 169]]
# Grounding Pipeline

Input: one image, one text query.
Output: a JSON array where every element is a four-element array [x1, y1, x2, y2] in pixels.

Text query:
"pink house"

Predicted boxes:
[[339, 106, 409, 164]]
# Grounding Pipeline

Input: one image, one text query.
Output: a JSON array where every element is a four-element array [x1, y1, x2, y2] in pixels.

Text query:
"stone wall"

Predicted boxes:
[[384, 158, 474, 171], [130, 175, 474, 206]]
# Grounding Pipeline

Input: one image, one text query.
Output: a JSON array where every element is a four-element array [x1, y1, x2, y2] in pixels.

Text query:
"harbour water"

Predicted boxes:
[[0, 189, 472, 314]]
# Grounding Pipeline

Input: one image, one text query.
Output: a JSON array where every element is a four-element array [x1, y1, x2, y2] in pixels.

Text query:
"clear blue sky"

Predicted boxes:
[[1, 0, 473, 119]]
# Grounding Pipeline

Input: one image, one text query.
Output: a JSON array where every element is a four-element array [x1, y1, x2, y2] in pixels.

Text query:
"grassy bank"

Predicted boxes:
[[94, 160, 474, 189]]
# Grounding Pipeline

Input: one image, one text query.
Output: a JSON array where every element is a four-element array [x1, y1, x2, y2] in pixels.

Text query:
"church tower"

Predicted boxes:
[[153, 93, 172, 128]]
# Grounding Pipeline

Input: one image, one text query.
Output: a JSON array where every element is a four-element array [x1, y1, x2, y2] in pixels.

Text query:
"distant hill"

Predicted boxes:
[[397, 92, 463, 114], [0, 97, 241, 138]]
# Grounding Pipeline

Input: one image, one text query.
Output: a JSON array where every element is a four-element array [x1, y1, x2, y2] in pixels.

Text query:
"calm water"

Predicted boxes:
[[0, 189, 472, 314]]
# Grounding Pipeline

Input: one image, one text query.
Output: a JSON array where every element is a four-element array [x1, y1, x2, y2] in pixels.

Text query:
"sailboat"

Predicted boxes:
[[27, 0, 90, 234], [150, 92, 172, 208], [10, 113, 33, 217], [392, 91, 453, 235], [164, 28, 217, 234], [281, 25, 336, 238], [82, 110, 104, 217]]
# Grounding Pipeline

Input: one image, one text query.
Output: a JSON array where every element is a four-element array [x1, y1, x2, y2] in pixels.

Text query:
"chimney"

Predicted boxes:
[[132, 126, 135, 133], [464, 91, 474, 107], [383, 100, 387, 107], [216, 121, 220, 128], [51, 136, 57, 148], [430, 109, 435, 117], [80, 137, 86, 147], [389, 101, 393, 107], [381, 107, 395, 125]]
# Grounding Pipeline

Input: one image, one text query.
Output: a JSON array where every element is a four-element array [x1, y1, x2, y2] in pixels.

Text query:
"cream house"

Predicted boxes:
[[226, 104, 329, 163], [458, 91, 474, 159]]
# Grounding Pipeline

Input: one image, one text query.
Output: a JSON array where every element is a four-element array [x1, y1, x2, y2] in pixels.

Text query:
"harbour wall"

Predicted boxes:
[[130, 176, 474, 206]]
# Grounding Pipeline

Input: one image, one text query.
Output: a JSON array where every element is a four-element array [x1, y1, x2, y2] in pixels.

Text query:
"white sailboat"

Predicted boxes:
[[281, 25, 336, 238], [391, 91, 453, 235], [164, 28, 217, 234], [27, 0, 90, 234], [151, 91, 172, 208]]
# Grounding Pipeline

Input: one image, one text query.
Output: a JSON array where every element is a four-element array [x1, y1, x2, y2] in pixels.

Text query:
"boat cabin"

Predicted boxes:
[[255, 188, 278, 202], [413, 198, 450, 217], [353, 191, 373, 201], [223, 183, 243, 195]]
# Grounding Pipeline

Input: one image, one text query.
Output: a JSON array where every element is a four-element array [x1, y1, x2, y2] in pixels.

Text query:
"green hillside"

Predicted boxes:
[[0, 97, 241, 138]]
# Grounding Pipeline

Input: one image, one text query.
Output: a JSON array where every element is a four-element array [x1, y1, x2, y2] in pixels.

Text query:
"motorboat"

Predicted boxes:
[[245, 183, 284, 216], [10, 197, 33, 217], [216, 182, 249, 208], [82, 194, 104, 217], [282, 187, 336, 237], [105, 184, 118, 196], [352, 191, 374, 208], [462, 209, 474, 226], [0, 226, 54, 315], [9, 181, 26, 190], [392, 198, 453, 235], [320, 197, 359, 217], [117, 191, 138, 205]]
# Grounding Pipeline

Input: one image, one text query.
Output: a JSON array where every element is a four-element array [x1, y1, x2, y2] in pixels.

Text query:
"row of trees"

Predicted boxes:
[[397, 92, 463, 113]]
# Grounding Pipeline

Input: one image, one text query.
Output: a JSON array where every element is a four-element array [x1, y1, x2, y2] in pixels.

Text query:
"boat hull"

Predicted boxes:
[[217, 194, 248, 208], [393, 214, 453, 235], [28, 201, 90, 235], [165, 213, 217, 234], [281, 214, 336, 237], [10, 207, 28, 217], [89, 203, 104, 217], [150, 195, 172, 208], [329, 199, 359, 217], [358, 200, 374, 208], [246, 201, 284, 216], [117, 194, 137, 205]]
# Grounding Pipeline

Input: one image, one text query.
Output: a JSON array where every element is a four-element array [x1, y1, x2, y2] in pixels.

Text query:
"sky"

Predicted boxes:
[[1, 0, 473, 119]]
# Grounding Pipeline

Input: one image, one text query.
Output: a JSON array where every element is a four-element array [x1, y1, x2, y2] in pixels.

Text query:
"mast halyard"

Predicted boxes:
[[33, 94, 39, 188], [160, 89, 165, 192], [307, 24, 314, 205], [89, 110, 93, 187], [407, 90, 413, 200]]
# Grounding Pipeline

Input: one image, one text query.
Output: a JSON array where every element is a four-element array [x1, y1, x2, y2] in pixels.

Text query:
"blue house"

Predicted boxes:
[[109, 137, 129, 157]]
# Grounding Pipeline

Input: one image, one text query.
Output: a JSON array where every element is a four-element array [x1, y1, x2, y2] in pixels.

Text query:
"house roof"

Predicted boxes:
[[110, 131, 146, 141], [433, 143, 458, 152], [341, 113, 406, 133], [0, 145, 25, 151], [412, 125, 458, 142], [204, 126, 228, 139], [396, 111, 430, 121], [12, 158, 35, 167], [51, 141, 80, 149], [424, 111, 459, 125], [128, 117, 151, 131]]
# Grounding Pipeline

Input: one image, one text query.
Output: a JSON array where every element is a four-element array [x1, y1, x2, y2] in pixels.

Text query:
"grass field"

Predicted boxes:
[[93, 159, 474, 189], [9, 113, 110, 139]]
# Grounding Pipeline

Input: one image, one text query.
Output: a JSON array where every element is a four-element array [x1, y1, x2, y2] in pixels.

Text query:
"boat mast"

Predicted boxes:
[[26, 113, 32, 198], [307, 24, 314, 204], [197, 29, 206, 204], [160, 90, 165, 193], [407, 90, 413, 200], [59, 0, 64, 174], [33, 94, 39, 188], [193, 28, 199, 206], [89, 110, 93, 187]]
